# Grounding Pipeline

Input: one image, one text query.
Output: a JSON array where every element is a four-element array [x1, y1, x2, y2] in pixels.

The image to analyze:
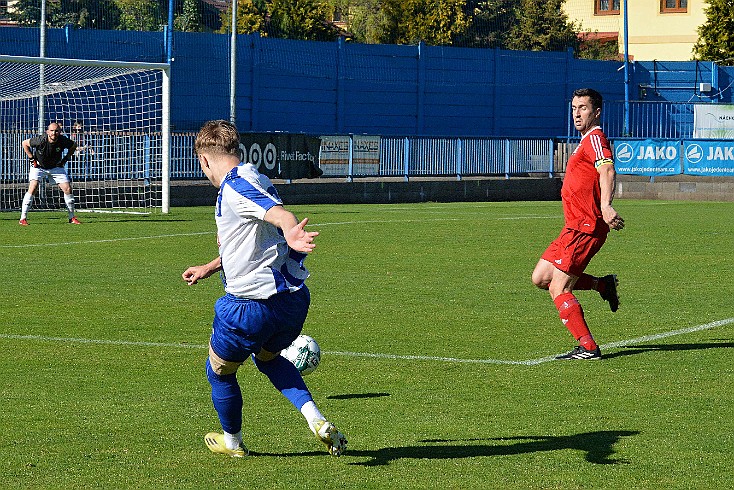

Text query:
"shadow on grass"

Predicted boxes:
[[251, 430, 639, 466], [603, 341, 734, 360], [326, 392, 391, 400]]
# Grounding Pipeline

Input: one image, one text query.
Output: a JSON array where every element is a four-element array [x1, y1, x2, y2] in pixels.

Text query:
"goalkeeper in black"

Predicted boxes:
[[19, 122, 81, 225]]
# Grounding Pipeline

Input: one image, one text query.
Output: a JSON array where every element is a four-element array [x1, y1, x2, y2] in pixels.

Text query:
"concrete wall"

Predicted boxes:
[[617, 175, 734, 201], [172, 175, 734, 208], [171, 177, 563, 207]]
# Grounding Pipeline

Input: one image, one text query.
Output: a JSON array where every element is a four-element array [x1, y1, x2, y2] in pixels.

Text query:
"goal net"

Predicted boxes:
[[0, 55, 170, 214]]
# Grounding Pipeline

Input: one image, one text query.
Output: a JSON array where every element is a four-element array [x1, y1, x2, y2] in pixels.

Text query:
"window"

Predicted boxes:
[[0, 0, 7, 15], [595, 0, 621, 15], [661, 0, 687, 13]]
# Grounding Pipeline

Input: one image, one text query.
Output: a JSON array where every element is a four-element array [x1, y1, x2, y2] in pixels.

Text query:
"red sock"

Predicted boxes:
[[575, 274, 603, 292], [553, 292, 597, 350]]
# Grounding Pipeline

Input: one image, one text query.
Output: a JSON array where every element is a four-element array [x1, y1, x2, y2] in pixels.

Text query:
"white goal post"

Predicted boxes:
[[0, 55, 171, 214]]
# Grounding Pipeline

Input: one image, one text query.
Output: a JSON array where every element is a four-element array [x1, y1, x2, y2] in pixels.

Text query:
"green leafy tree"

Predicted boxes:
[[507, 0, 578, 52], [174, 0, 201, 32], [115, 0, 161, 31], [694, 0, 734, 64], [10, 0, 62, 27], [577, 32, 620, 61], [267, 0, 339, 41], [339, 0, 385, 44], [456, 0, 517, 48], [11, 0, 121, 29], [372, 0, 468, 46], [217, 0, 266, 34], [58, 0, 121, 29]]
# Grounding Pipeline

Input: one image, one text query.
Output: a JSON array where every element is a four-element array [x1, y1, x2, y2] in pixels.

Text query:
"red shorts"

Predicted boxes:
[[541, 227, 607, 277]]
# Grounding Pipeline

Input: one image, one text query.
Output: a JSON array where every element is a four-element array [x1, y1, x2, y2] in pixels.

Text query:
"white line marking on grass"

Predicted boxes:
[[1, 215, 556, 249], [520, 317, 734, 366], [327, 351, 529, 365], [0, 334, 207, 349], [2, 318, 731, 366], [0, 231, 213, 249]]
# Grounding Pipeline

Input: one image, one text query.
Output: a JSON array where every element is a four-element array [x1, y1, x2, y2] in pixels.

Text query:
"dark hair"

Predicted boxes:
[[572, 88, 603, 111], [194, 120, 241, 157]]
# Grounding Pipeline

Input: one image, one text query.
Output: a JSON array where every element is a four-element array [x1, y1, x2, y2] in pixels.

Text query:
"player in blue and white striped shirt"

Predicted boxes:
[[182, 120, 347, 458]]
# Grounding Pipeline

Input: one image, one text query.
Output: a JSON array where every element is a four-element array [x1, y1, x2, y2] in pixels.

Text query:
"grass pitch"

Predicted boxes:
[[1, 200, 733, 489]]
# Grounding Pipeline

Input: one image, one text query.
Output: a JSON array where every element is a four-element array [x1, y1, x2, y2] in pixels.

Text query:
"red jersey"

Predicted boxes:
[[561, 126, 613, 234]]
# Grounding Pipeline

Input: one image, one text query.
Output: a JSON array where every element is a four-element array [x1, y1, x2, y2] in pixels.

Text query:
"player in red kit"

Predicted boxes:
[[531, 88, 625, 360]]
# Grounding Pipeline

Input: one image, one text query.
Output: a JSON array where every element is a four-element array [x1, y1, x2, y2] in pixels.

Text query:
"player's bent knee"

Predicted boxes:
[[254, 348, 278, 362], [208, 344, 243, 376]]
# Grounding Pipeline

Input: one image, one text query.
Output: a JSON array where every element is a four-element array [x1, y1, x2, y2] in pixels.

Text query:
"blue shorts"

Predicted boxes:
[[209, 287, 310, 363]]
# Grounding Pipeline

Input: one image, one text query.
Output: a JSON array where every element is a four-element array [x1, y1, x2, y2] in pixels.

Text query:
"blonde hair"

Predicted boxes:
[[194, 120, 241, 157]]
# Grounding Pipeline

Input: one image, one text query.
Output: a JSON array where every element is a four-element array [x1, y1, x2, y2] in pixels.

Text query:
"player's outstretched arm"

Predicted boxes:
[[264, 205, 319, 253], [182, 256, 222, 285]]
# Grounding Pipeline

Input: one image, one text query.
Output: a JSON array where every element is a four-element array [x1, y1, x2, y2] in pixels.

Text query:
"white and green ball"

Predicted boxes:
[[281, 334, 321, 375]]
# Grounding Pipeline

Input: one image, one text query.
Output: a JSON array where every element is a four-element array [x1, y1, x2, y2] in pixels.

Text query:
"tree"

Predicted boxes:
[[174, 0, 201, 32], [577, 32, 620, 61], [10, 0, 122, 29], [267, 0, 340, 41], [455, 0, 517, 48], [115, 0, 161, 31], [507, 0, 578, 52], [338, 0, 386, 44], [371, 0, 468, 46], [216, 0, 337, 40], [10, 0, 62, 27], [217, 0, 266, 35], [694, 0, 734, 64]]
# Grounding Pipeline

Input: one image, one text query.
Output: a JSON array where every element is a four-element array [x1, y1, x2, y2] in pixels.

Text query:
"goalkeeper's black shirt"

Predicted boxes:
[[29, 134, 75, 169]]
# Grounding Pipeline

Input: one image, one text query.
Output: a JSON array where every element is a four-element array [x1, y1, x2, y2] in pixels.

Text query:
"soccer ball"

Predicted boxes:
[[281, 335, 321, 375]]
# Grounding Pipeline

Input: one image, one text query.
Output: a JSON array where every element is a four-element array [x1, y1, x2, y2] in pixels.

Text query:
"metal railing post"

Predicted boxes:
[[403, 137, 410, 182]]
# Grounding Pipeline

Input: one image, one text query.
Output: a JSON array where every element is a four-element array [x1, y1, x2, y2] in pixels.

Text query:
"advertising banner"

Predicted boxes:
[[239, 133, 322, 180], [613, 139, 681, 176], [693, 104, 734, 139], [319, 135, 381, 176], [682, 140, 734, 176]]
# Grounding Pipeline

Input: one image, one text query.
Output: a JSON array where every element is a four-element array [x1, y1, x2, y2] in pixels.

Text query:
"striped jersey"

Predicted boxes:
[[215, 162, 309, 299], [561, 126, 613, 234]]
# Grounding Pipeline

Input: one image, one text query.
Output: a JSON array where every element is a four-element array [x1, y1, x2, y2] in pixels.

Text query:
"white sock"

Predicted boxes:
[[20, 192, 33, 219], [301, 401, 326, 431], [223, 430, 242, 450], [63, 193, 75, 219]]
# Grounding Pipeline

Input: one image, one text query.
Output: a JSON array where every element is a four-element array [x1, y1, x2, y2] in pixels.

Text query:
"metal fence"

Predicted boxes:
[[2, 109, 726, 184], [377, 137, 554, 178], [594, 100, 698, 139], [0, 130, 161, 183], [165, 133, 556, 181]]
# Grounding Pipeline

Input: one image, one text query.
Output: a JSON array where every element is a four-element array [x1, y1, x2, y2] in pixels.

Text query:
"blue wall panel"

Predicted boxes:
[[2, 27, 733, 138], [170, 31, 231, 130]]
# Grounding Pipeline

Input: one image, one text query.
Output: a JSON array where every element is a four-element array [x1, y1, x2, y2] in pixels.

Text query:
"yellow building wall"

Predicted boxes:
[[563, 0, 708, 61]]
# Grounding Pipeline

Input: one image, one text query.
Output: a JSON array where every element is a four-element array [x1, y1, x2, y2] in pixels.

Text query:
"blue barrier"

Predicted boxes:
[[4, 131, 733, 182], [614, 138, 734, 177]]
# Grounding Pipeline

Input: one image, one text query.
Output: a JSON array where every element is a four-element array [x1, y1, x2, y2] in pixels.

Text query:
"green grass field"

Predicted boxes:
[[1, 200, 733, 489]]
